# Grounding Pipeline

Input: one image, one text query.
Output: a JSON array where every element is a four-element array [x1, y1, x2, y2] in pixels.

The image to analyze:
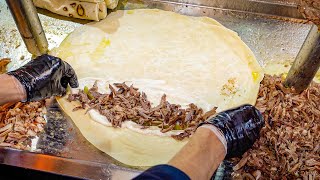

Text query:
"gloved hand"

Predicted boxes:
[[7, 54, 78, 102], [198, 104, 264, 159]]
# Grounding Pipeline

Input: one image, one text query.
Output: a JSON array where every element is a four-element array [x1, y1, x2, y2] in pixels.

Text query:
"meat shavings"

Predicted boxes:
[[298, 0, 320, 26], [68, 82, 218, 140], [0, 58, 11, 74], [233, 75, 320, 179], [0, 101, 46, 150]]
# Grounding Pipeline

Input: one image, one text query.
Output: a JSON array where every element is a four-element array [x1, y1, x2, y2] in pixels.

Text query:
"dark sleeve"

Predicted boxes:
[[133, 164, 190, 180]]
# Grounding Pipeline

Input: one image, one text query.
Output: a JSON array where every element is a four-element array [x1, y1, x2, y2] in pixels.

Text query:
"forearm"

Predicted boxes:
[[0, 74, 26, 105], [168, 126, 226, 180], [137, 105, 263, 180]]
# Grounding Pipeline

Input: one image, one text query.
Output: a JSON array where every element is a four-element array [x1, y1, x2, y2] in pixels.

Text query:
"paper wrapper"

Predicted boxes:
[[32, 0, 116, 21]]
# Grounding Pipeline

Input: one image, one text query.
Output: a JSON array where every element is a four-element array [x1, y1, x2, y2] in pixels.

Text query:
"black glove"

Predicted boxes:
[[198, 104, 264, 159], [7, 54, 78, 102]]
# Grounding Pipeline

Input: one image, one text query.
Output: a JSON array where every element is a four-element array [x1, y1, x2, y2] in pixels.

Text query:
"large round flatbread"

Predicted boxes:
[[53, 9, 263, 167]]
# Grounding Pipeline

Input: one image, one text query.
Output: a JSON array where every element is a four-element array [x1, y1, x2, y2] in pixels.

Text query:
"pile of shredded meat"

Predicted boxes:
[[233, 75, 320, 179], [0, 101, 46, 150], [298, 0, 320, 26], [68, 82, 217, 140]]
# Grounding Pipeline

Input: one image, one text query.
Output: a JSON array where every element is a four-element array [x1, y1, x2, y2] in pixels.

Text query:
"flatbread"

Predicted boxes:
[[57, 93, 188, 167], [33, 0, 108, 21], [53, 9, 264, 166]]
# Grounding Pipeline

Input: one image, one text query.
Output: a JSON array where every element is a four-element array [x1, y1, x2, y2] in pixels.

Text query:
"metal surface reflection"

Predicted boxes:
[[5, 0, 48, 56], [0, 147, 140, 179], [284, 25, 320, 92]]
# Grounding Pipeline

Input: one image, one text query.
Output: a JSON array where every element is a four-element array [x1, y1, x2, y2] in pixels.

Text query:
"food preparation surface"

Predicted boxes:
[[0, 0, 318, 179]]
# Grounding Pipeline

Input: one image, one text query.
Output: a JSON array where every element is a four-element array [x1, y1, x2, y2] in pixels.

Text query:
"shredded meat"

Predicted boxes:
[[68, 82, 217, 140], [0, 101, 46, 150], [233, 75, 320, 179], [298, 0, 320, 26], [0, 58, 11, 74], [69, 76, 320, 177]]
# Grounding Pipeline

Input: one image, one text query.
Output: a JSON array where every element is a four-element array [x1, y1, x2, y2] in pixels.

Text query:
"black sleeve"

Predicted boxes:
[[133, 164, 190, 180]]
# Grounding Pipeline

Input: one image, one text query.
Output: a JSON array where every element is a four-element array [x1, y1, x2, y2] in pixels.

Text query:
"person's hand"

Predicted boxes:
[[7, 54, 78, 102], [198, 104, 264, 158]]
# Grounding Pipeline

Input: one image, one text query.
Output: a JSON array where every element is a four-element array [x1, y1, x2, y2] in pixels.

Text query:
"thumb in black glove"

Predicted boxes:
[[198, 104, 264, 159], [7, 54, 78, 102]]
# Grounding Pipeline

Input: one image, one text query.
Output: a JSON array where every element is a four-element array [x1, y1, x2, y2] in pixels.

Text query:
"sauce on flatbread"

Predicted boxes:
[[68, 81, 217, 140]]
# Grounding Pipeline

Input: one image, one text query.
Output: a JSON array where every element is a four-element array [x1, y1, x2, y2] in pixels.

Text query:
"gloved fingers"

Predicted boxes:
[[61, 75, 78, 89], [53, 88, 67, 97], [61, 77, 69, 89], [56, 80, 67, 96], [60, 87, 67, 96], [69, 74, 79, 88], [63, 62, 79, 88]]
